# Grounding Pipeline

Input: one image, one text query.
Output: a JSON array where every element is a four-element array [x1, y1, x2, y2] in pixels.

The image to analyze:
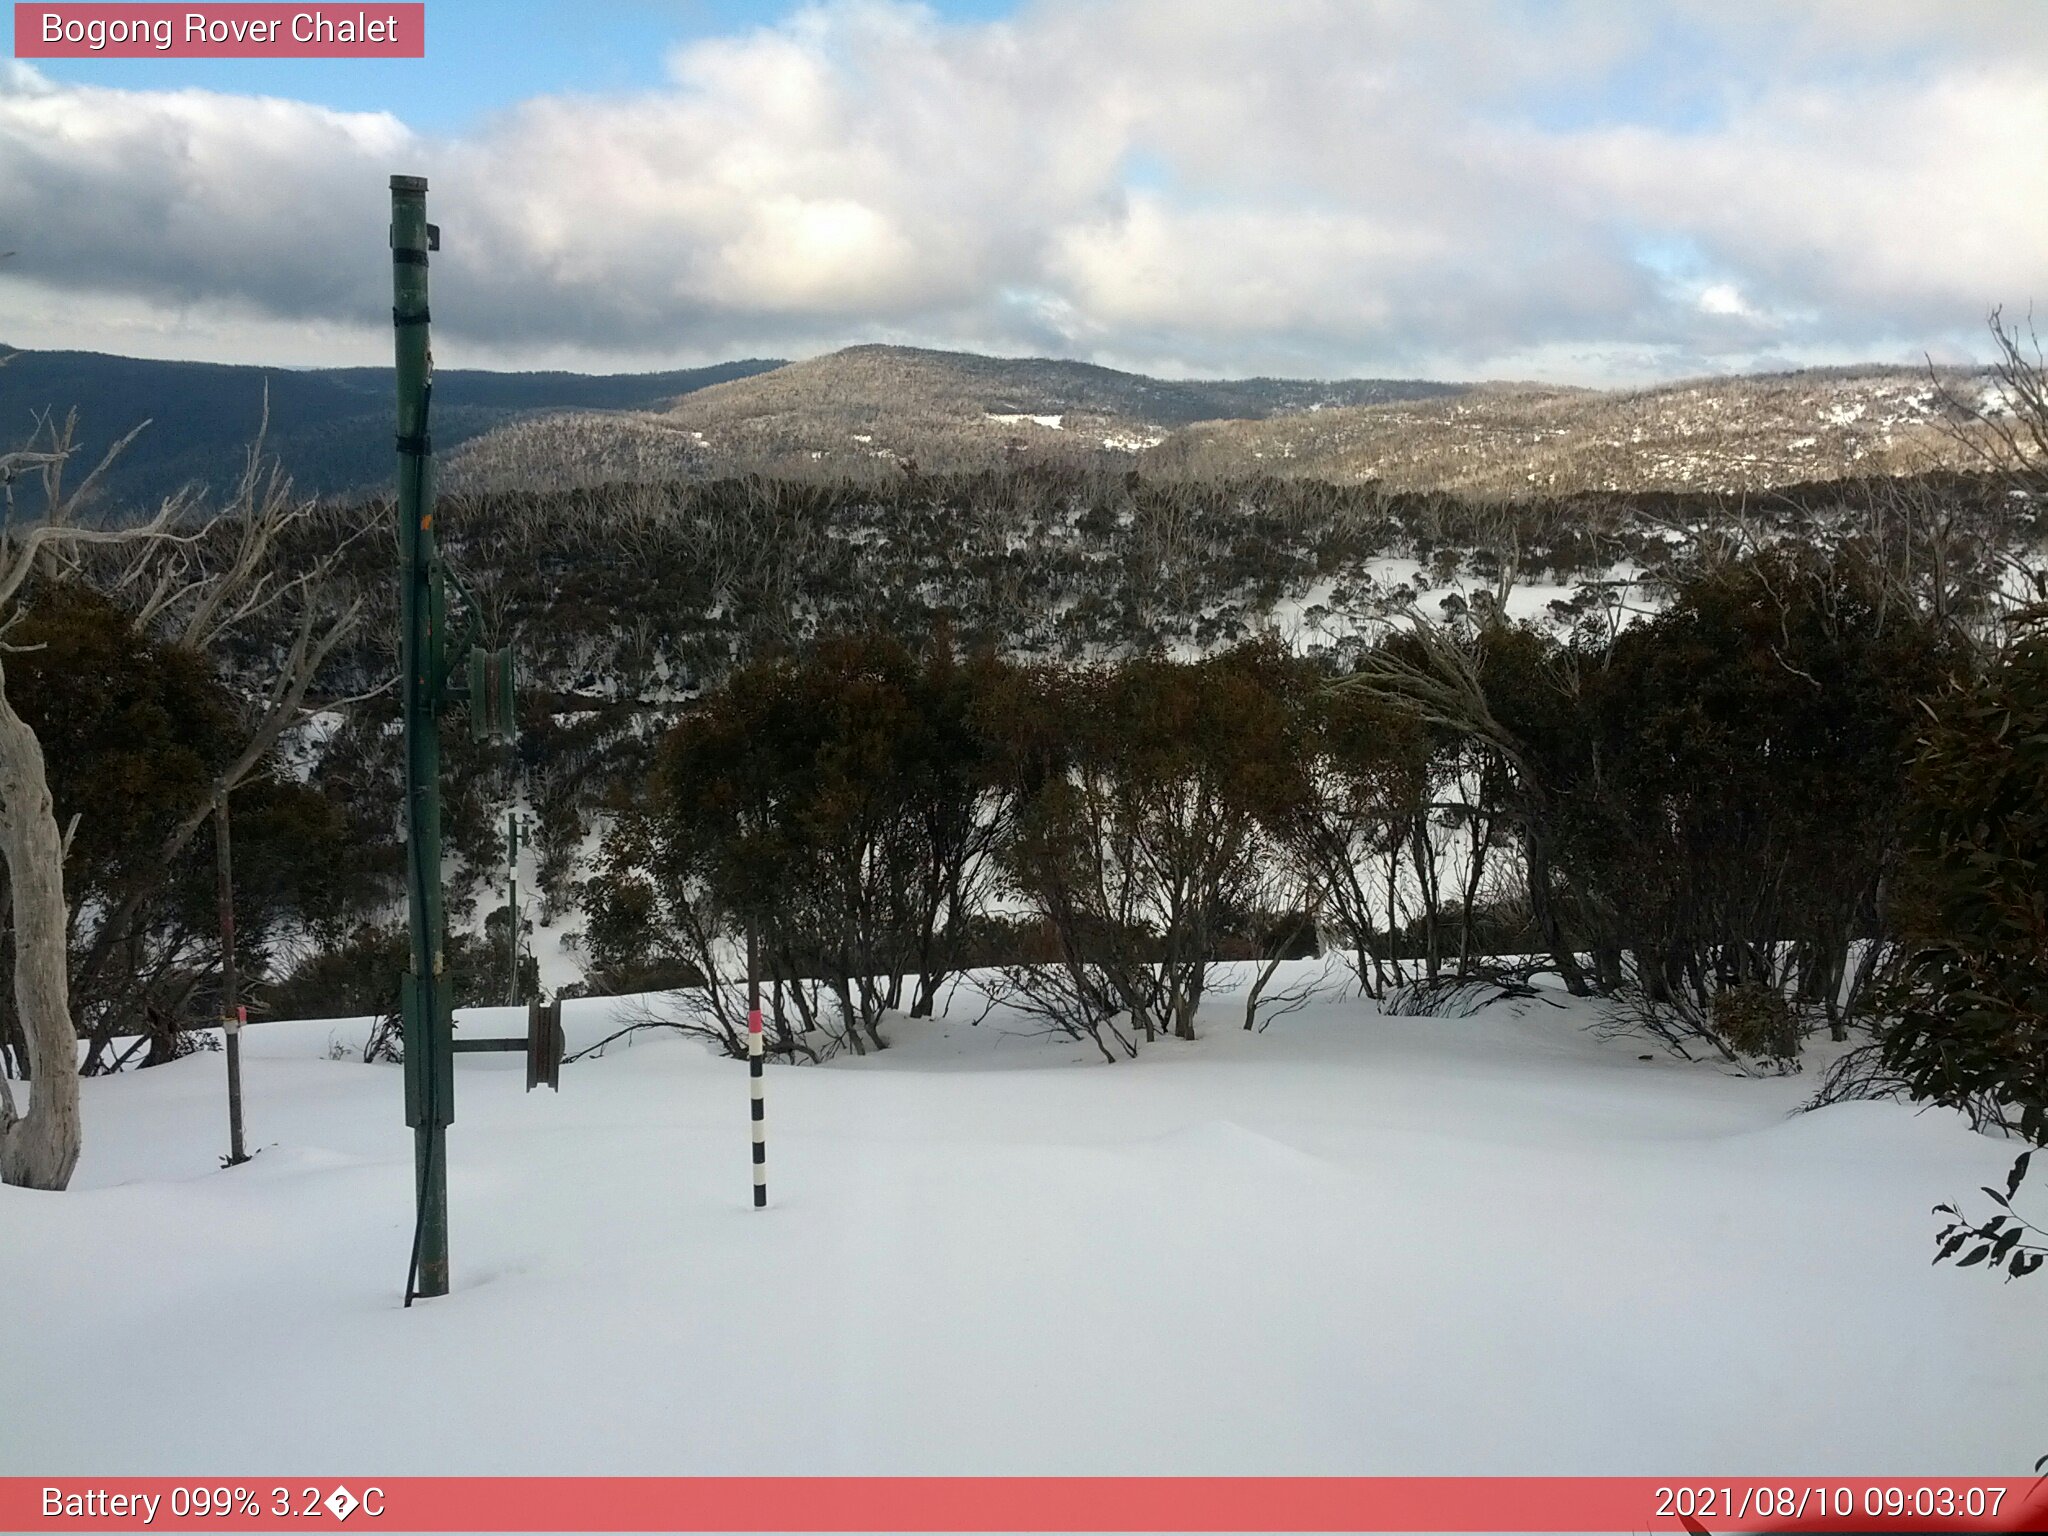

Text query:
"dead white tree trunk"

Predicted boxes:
[[0, 666, 80, 1189]]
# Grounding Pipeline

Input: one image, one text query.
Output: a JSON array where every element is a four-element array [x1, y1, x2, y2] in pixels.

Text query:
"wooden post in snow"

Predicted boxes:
[[213, 789, 250, 1167]]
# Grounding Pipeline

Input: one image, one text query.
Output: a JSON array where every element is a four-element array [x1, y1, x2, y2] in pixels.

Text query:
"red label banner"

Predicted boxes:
[[4, 1477, 2046, 1533], [13, 4, 424, 58]]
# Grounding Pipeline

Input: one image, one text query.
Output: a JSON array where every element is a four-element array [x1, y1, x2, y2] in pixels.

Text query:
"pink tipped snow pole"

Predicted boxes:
[[748, 1007, 766, 1207], [747, 924, 766, 1208]]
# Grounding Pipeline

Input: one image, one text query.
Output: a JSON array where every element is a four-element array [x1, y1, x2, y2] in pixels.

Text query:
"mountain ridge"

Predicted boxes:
[[0, 347, 786, 510]]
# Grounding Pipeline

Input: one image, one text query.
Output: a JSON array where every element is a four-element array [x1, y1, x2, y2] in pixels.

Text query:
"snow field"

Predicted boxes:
[[4, 966, 2042, 1478]]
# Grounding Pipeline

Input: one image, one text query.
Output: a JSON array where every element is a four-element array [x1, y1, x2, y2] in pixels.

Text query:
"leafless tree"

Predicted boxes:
[[1932, 309, 2048, 490], [0, 402, 190, 1187], [1923, 308, 2048, 647], [67, 426, 377, 1073]]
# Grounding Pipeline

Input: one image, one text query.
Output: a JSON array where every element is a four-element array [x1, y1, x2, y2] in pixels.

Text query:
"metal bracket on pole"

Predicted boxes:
[[526, 999, 565, 1093], [466, 645, 517, 742]]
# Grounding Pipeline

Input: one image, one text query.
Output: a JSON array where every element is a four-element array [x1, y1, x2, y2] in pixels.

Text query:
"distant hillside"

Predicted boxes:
[[1157, 368, 1984, 494], [0, 348, 785, 512], [691, 343, 1462, 424], [8, 343, 1990, 507], [446, 345, 1468, 490], [448, 347, 1991, 496]]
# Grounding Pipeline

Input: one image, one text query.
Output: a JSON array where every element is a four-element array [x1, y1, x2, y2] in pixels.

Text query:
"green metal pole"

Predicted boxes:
[[392, 174, 452, 1302]]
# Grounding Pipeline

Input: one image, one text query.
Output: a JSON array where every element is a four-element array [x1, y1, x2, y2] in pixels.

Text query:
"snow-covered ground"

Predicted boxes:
[[5, 966, 2042, 1476]]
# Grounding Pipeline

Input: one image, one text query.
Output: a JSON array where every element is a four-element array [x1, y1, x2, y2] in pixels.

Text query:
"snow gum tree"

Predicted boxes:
[[992, 647, 1298, 1048], [1348, 546, 1953, 1058], [602, 631, 1005, 1056]]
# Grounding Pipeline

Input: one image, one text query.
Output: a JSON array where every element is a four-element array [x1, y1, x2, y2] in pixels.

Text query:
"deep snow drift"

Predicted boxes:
[[4, 966, 2042, 1476]]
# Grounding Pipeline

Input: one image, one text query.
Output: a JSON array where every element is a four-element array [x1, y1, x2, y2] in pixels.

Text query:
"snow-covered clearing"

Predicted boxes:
[[5, 966, 2042, 1476]]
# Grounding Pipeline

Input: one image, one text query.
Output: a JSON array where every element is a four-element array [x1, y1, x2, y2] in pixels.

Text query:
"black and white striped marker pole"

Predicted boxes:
[[747, 926, 766, 1208]]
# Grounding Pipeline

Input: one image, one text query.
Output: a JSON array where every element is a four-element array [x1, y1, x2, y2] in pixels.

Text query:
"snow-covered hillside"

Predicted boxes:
[[6, 967, 2041, 1475], [1167, 370, 1990, 493], [447, 357, 1998, 495]]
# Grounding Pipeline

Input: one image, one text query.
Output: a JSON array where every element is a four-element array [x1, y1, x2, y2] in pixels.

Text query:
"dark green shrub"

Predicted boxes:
[[1882, 616, 2048, 1146], [1713, 984, 1801, 1064]]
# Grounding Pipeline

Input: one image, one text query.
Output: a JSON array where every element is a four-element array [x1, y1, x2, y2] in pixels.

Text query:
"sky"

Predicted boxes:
[[2, 0, 2045, 385]]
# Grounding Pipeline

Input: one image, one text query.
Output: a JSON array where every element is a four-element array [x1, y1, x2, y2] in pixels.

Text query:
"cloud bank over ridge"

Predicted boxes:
[[3, 0, 2044, 383]]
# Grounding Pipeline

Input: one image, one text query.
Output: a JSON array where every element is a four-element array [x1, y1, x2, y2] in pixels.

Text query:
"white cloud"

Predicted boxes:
[[2, 0, 2044, 383], [1696, 285, 1752, 319]]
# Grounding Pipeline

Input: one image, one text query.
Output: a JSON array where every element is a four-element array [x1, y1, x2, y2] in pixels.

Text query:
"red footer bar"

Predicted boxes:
[[7, 1478, 2047, 1534]]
